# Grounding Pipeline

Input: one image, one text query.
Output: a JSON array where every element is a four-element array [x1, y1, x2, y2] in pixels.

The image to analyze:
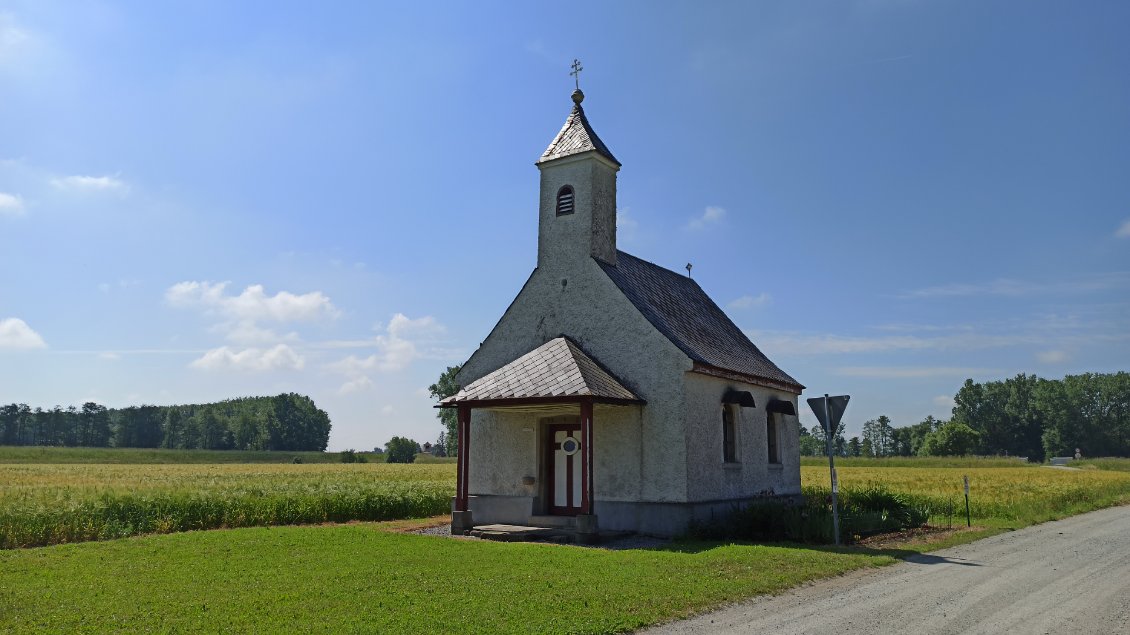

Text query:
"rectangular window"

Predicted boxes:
[[723, 405, 738, 463], [767, 413, 780, 464]]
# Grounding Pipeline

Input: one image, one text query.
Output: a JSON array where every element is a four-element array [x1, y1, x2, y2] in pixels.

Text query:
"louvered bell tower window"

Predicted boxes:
[[556, 185, 575, 216]]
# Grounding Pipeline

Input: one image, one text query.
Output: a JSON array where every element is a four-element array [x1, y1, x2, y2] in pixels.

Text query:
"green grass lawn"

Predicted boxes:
[[4, 453, 1127, 632], [0, 523, 896, 634]]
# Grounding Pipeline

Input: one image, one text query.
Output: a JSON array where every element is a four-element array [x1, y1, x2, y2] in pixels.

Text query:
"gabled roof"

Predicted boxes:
[[597, 251, 804, 393], [536, 91, 620, 167], [442, 336, 642, 406]]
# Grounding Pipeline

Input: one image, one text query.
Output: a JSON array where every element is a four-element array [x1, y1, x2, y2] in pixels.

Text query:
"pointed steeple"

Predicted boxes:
[[535, 87, 620, 268], [537, 90, 620, 167]]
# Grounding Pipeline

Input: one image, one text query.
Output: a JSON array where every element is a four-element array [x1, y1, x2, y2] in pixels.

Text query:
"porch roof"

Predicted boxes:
[[440, 337, 644, 408]]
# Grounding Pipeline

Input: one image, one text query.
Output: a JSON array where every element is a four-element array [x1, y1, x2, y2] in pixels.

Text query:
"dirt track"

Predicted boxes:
[[641, 504, 1130, 634]]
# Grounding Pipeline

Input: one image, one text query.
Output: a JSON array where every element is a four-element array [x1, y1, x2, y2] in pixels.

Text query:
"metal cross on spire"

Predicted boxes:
[[570, 58, 583, 90]]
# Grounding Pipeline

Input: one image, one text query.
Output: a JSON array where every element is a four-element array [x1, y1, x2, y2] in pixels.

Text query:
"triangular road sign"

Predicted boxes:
[[807, 395, 850, 432]]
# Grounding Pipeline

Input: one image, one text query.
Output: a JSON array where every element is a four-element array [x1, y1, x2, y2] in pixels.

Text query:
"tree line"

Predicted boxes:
[[0, 393, 331, 451], [800, 372, 1130, 461]]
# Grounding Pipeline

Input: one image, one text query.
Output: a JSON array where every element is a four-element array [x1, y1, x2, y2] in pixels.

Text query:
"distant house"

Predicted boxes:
[[441, 88, 804, 538]]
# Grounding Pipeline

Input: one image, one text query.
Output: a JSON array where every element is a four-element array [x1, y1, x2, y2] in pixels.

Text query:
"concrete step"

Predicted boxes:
[[467, 523, 635, 546], [527, 515, 577, 529], [470, 524, 574, 543]]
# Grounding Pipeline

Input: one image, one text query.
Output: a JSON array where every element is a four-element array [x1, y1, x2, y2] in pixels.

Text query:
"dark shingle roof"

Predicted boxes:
[[597, 251, 803, 392], [537, 99, 620, 167], [443, 337, 641, 405]]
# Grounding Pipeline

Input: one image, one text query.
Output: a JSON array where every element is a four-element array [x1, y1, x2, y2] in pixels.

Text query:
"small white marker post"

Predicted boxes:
[[963, 475, 971, 527]]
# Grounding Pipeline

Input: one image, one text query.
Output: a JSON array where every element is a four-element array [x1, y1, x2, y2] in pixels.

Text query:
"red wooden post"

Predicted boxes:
[[456, 404, 471, 512], [580, 400, 593, 514]]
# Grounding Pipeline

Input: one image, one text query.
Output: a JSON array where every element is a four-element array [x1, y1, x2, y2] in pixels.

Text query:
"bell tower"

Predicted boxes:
[[535, 88, 621, 270]]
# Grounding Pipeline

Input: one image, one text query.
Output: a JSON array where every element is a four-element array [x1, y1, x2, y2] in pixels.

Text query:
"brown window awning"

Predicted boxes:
[[722, 390, 756, 408], [767, 399, 797, 416]]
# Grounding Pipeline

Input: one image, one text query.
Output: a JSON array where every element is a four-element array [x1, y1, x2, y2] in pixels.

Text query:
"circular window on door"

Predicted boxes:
[[561, 436, 580, 456]]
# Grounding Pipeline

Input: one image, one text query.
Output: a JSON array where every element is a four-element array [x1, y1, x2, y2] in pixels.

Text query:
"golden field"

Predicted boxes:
[[3, 451, 1129, 547]]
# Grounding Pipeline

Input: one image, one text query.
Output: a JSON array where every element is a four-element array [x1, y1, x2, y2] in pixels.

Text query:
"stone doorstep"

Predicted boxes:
[[527, 515, 577, 529], [467, 523, 632, 545]]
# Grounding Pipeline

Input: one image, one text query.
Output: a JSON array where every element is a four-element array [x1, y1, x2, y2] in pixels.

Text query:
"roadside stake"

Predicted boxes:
[[964, 474, 971, 527]]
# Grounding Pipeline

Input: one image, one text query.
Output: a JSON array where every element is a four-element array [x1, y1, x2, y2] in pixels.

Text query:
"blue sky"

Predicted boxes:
[[1, 1, 1127, 450]]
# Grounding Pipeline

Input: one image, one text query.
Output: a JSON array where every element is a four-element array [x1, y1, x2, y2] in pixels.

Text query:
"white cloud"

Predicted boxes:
[[338, 375, 374, 395], [98, 351, 120, 361], [749, 330, 938, 355], [386, 313, 444, 340], [747, 325, 1082, 357], [50, 175, 129, 194], [729, 293, 772, 310], [0, 192, 24, 216], [166, 281, 339, 323], [0, 13, 33, 72], [1116, 220, 1130, 239], [380, 404, 395, 415], [900, 272, 1130, 299], [189, 344, 304, 372], [0, 317, 46, 349], [218, 321, 300, 346], [686, 206, 725, 230], [932, 394, 955, 409], [1036, 350, 1069, 364], [327, 314, 452, 379], [616, 208, 639, 235], [834, 367, 997, 379]]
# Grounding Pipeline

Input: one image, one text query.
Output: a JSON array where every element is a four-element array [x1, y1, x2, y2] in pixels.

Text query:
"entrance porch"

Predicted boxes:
[[437, 337, 645, 540]]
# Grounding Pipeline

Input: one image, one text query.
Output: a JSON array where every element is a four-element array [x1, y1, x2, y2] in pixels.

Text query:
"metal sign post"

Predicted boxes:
[[963, 475, 971, 527], [807, 394, 850, 547]]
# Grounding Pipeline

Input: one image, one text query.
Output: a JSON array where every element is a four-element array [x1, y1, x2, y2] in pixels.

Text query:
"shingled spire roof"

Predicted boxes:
[[537, 90, 621, 167]]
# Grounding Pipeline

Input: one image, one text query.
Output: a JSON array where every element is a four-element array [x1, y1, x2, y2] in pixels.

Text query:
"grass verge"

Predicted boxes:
[[0, 523, 893, 634]]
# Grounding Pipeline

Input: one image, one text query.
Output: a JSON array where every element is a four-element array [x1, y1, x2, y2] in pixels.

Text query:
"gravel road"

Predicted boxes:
[[640, 504, 1130, 635]]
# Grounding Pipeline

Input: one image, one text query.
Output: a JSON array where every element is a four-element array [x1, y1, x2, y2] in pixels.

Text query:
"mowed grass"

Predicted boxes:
[[0, 463, 454, 548], [0, 523, 891, 634], [2, 457, 1130, 633]]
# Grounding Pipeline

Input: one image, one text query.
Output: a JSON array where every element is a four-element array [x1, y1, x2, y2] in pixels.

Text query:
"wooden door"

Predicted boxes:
[[545, 419, 583, 515]]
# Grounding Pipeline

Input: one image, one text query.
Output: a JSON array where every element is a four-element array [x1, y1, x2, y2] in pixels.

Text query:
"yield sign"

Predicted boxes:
[[807, 395, 850, 433]]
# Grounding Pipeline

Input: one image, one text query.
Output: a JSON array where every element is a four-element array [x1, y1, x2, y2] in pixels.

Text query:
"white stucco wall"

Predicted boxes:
[[466, 403, 644, 504], [592, 403, 643, 502], [460, 254, 694, 504], [536, 152, 619, 268], [467, 409, 537, 497], [682, 373, 802, 502]]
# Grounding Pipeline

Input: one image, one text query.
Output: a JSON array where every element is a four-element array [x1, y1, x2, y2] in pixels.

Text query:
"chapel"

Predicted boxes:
[[441, 85, 804, 539]]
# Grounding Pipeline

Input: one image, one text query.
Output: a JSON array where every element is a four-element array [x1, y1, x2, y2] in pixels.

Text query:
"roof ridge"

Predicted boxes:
[[595, 253, 804, 393]]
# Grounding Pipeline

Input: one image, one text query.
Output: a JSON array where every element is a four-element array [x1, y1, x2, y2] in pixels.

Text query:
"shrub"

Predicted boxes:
[[689, 485, 930, 544], [340, 449, 368, 464]]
